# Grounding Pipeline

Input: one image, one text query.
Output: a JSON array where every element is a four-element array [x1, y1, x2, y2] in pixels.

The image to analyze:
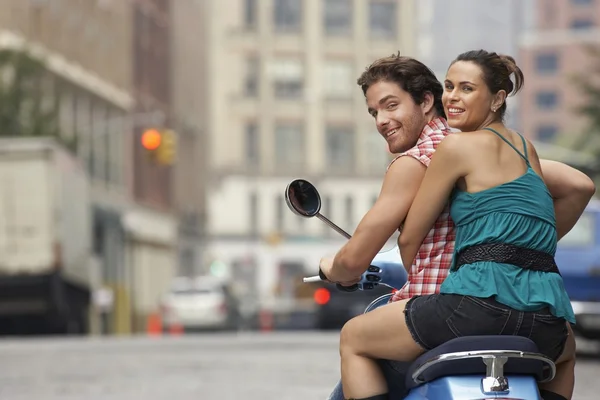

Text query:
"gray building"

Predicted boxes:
[[416, 0, 534, 130], [519, 0, 600, 144], [198, 0, 419, 302]]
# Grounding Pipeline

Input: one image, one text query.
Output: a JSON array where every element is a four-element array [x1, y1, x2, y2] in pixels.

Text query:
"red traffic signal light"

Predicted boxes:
[[313, 288, 330, 305], [140, 128, 177, 165], [141, 129, 162, 150]]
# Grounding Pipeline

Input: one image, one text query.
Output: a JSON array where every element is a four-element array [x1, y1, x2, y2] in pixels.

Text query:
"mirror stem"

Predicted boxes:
[[316, 214, 352, 239]]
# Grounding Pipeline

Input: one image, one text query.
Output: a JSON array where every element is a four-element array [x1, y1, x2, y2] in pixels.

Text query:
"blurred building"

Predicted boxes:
[[0, 0, 207, 334], [0, 0, 133, 191], [120, 0, 209, 332], [124, 0, 178, 333], [131, 0, 172, 209], [170, 0, 208, 280], [0, 0, 136, 334], [200, 0, 417, 303], [415, 0, 533, 131], [519, 0, 600, 143]]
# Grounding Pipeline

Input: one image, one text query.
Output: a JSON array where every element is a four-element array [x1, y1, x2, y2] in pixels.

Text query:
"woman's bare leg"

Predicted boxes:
[[339, 299, 426, 399], [539, 323, 576, 399]]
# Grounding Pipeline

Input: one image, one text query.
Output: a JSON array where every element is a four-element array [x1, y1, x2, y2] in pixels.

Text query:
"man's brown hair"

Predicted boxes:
[[357, 52, 445, 118]]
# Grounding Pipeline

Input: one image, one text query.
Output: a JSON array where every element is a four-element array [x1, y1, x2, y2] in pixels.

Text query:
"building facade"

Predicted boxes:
[[519, 0, 600, 143], [170, 0, 209, 279], [415, 0, 534, 132], [0, 0, 136, 334], [201, 0, 417, 304], [0, 0, 190, 334]]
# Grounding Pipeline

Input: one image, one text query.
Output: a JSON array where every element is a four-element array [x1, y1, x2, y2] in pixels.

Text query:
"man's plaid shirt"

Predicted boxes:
[[390, 118, 456, 302]]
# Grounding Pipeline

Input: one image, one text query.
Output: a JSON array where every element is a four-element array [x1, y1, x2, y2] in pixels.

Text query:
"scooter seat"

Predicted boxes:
[[405, 335, 548, 389]]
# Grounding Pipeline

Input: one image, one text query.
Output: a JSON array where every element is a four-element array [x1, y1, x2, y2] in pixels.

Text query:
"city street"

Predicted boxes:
[[0, 332, 597, 400]]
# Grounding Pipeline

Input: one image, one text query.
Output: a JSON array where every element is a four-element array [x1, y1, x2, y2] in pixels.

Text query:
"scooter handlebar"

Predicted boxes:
[[302, 276, 322, 283], [302, 247, 407, 292], [302, 275, 359, 291]]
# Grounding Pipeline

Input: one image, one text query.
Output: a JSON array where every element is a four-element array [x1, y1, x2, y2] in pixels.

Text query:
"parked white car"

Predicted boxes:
[[160, 276, 240, 331]]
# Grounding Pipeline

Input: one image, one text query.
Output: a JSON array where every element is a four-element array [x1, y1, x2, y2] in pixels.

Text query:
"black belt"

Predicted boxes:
[[455, 243, 561, 275]]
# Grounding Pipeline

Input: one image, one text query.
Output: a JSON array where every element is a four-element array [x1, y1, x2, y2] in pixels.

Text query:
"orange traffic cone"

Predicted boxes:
[[146, 312, 162, 336]]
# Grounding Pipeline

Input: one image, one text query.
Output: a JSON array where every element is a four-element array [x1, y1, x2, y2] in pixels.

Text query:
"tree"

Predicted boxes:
[[572, 45, 600, 178], [573, 46, 600, 151], [0, 49, 73, 148]]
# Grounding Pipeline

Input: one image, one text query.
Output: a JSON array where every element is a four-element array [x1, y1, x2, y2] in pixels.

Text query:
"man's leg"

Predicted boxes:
[[327, 360, 411, 400], [378, 360, 411, 397]]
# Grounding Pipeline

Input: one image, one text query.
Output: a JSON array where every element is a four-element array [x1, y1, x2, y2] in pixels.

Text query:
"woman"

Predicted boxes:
[[329, 50, 576, 400]]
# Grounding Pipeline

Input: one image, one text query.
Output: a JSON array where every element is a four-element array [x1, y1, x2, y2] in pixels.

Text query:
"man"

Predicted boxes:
[[325, 53, 595, 400]]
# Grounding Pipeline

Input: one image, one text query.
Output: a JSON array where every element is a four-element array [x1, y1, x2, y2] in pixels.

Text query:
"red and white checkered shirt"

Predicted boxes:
[[390, 117, 456, 302]]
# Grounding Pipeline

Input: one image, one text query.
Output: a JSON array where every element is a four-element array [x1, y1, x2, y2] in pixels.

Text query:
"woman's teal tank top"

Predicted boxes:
[[440, 128, 576, 323]]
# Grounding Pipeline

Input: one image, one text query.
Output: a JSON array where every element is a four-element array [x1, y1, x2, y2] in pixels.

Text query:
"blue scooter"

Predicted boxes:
[[285, 178, 556, 400]]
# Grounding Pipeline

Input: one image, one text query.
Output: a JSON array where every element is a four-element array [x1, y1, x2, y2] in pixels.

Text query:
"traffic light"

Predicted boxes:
[[156, 129, 176, 165], [141, 129, 162, 150], [140, 128, 177, 165]]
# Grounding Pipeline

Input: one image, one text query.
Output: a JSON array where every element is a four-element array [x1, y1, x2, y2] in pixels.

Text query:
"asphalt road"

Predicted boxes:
[[0, 332, 597, 399]]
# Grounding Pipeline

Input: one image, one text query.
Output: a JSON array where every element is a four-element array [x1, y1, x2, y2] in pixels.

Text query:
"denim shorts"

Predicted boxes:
[[404, 293, 569, 361]]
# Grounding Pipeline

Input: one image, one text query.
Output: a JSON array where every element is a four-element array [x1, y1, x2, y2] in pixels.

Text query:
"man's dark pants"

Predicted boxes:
[[327, 360, 411, 399]]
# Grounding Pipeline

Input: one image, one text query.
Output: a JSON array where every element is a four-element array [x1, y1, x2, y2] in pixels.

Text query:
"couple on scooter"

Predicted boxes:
[[322, 50, 596, 400]]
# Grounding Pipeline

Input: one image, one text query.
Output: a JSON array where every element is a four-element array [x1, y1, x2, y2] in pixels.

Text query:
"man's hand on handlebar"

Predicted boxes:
[[319, 256, 362, 286]]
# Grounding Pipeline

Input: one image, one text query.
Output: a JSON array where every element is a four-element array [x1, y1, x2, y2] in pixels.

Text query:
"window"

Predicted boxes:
[[107, 109, 124, 185], [274, 122, 304, 168], [179, 248, 195, 277], [245, 122, 259, 165], [536, 91, 558, 109], [40, 74, 56, 120], [76, 95, 92, 166], [560, 212, 595, 247], [536, 125, 558, 141], [323, 195, 332, 236], [570, 19, 594, 29], [271, 59, 304, 99], [244, 0, 257, 28], [274, 0, 302, 32], [365, 132, 389, 173], [571, 0, 593, 5], [59, 90, 76, 142], [323, 60, 353, 98], [323, 0, 352, 36], [544, 3, 556, 26], [369, 1, 396, 38], [245, 56, 259, 97], [326, 126, 355, 171], [249, 192, 258, 235], [93, 220, 104, 256], [345, 196, 354, 228], [535, 53, 558, 74], [275, 195, 284, 232], [91, 102, 108, 181]]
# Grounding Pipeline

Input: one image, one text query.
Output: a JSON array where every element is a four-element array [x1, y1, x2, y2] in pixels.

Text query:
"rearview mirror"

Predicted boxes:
[[284, 179, 352, 240], [285, 179, 321, 218]]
